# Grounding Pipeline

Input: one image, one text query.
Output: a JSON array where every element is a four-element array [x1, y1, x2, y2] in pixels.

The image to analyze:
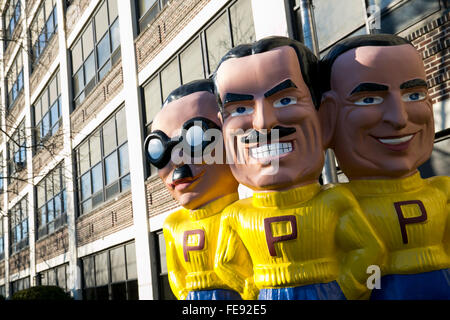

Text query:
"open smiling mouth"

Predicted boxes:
[[249, 141, 294, 161], [372, 133, 416, 151]]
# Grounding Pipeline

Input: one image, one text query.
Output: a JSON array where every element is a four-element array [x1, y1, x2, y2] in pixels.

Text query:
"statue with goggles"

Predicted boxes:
[[144, 79, 249, 300]]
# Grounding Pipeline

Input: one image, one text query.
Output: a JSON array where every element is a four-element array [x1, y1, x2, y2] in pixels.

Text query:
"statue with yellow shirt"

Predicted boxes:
[[212, 36, 385, 300], [319, 34, 450, 299], [144, 79, 246, 300]]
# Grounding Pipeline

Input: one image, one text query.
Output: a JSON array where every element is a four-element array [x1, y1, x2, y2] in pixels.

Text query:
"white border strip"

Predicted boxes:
[[76, 224, 134, 258]]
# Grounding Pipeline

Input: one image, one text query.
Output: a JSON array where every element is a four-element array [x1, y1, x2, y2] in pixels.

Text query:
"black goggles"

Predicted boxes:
[[144, 117, 220, 169]]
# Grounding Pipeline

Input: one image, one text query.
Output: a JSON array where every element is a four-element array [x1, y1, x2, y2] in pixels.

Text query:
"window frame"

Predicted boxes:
[[75, 107, 130, 216], [9, 196, 29, 255], [81, 242, 138, 300], [29, 0, 58, 70], [3, 0, 21, 49], [70, 0, 121, 109], [36, 163, 67, 239], [32, 70, 62, 151], [136, 0, 169, 33], [6, 120, 27, 184], [6, 51, 24, 110]]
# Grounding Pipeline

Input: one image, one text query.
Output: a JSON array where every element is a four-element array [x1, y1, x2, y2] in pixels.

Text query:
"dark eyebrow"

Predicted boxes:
[[264, 79, 297, 98], [349, 83, 389, 96], [400, 78, 428, 90], [223, 93, 254, 105]]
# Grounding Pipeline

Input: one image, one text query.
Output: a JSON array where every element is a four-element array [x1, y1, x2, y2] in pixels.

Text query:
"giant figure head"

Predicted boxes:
[[213, 36, 324, 191], [319, 34, 435, 180], [145, 79, 238, 210]]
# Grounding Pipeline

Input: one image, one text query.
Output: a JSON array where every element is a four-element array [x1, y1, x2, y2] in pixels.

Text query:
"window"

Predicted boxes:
[[30, 0, 58, 68], [38, 263, 69, 292], [3, 0, 21, 49], [0, 218, 4, 261], [0, 285, 5, 298], [313, 0, 366, 51], [9, 196, 28, 254], [36, 163, 67, 239], [136, 0, 169, 32], [7, 121, 26, 183], [155, 230, 175, 300], [71, 0, 120, 108], [81, 242, 138, 300], [33, 71, 61, 149], [142, 0, 255, 130], [76, 107, 129, 215], [10, 277, 30, 296], [6, 51, 24, 109]]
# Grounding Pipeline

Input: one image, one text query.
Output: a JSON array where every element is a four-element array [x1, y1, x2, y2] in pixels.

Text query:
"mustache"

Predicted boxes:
[[241, 126, 297, 144]]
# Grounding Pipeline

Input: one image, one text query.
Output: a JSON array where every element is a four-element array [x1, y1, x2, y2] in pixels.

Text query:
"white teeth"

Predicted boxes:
[[378, 135, 413, 145], [250, 142, 293, 159]]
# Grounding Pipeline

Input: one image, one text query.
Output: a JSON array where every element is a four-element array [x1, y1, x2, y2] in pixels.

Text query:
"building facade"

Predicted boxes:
[[0, 0, 448, 300]]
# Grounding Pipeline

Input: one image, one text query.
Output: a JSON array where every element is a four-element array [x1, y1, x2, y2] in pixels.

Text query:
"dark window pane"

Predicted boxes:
[[121, 174, 131, 191], [83, 257, 95, 288], [84, 53, 96, 85], [110, 246, 126, 283], [105, 182, 119, 200], [180, 37, 204, 84], [103, 118, 117, 156], [97, 33, 111, 68], [119, 143, 129, 175], [81, 172, 91, 200], [73, 68, 84, 97], [110, 19, 120, 52], [206, 12, 231, 73], [96, 285, 109, 300], [230, 0, 256, 46], [111, 282, 127, 300], [105, 152, 119, 185], [127, 280, 139, 300], [91, 163, 103, 194]]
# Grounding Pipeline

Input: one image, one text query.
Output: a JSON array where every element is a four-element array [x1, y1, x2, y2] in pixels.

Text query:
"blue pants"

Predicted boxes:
[[370, 268, 450, 300], [186, 289, 242, 300], [258, 281, 346, 300]]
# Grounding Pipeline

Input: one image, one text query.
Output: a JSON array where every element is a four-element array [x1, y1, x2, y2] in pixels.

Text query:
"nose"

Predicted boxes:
[[252, 98, 278, 131], [383, 93, 408, 130]]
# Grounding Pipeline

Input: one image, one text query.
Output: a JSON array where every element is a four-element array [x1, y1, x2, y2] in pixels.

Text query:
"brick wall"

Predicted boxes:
[[70, 60, 123, 135], [35, 227, 69, 264], [146, 176, 179, 218], [76, 190, 133, 247], [135, 0, 211, 73], [9, 248, 29, 275], [406, 11, 450, 105]]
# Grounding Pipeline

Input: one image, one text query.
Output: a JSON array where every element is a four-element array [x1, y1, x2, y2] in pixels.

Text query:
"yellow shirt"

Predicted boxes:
[[346, 173, 450, 275], [163, 193, 239, 300], [214, 183, 384, 300]]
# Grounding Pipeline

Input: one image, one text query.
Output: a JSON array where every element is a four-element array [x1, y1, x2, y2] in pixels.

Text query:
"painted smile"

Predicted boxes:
[[249, 141, 293, 161], [372, 133, 416, 151]]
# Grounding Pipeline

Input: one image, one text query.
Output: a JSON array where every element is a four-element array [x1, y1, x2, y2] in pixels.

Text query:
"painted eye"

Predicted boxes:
[[185, 125, 204, 147], [354, 96, 384, 106], [274, 96, 297, 108], [230, 106, 254, 117], [402, 92, 426, 102], [147, 139, 164, 160]]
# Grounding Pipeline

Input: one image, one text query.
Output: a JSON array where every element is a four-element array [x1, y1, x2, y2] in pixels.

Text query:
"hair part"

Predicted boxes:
[[319, 33, 413, 96], [213, 36, 320, 111]]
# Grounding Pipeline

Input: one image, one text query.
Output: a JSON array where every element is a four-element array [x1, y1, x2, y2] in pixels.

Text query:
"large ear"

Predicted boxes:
[[217, 111, 224, 125], [318, 91, 339, 149]]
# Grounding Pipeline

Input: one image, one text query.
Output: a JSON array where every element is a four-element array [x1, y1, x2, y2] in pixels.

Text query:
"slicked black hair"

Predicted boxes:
[[319, 33, 413, 96], [212, 36, 320, 111], [163, 79, 215, 106]]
